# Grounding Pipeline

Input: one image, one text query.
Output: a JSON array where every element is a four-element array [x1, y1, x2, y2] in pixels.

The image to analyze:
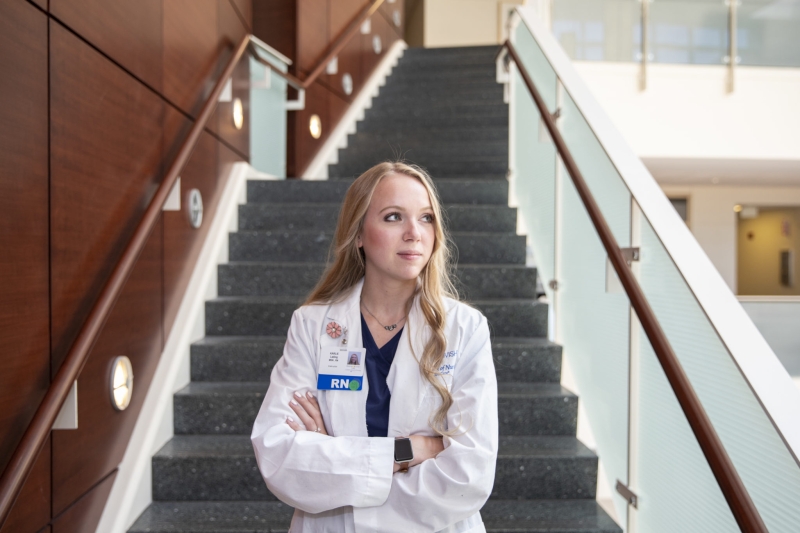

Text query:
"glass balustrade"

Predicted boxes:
[[510, 9, 800, 532], [551, 0, 800, 68], [249, 45, 289, 178]]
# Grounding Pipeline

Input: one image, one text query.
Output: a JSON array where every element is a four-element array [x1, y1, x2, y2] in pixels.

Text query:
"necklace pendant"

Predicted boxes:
[[384, 324, 396, 331]]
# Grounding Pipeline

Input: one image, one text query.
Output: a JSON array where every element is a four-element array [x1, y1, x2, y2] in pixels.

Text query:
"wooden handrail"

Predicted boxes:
[[501, 39, 767, 533], [248, 0, 386, 91], [0, 34, 252, 529]]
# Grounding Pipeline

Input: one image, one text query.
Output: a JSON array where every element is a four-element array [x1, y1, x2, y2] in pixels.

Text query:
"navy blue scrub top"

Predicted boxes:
[[361, 313, 404, 438]]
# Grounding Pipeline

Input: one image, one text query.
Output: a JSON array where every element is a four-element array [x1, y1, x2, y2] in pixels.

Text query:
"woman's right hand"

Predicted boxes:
[[392, 435, 444, 472]]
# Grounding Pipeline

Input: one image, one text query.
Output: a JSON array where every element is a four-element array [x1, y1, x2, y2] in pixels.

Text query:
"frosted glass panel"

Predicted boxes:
[[560, 92, 630, 246], [649, 0, 728, 65], [636, 322, 737, 533], [739, 0, 800, 67], [552, 0, 641, 62], [637, 217, 800, 532], [250, 55, 287, 177], [558, 173, 631, 525], [512, 22, 558, 297], [514, 22, 558, 113]]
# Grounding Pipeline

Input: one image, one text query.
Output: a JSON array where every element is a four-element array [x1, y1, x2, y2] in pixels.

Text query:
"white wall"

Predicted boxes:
[[424, 0, 524, 47], [573, 61, 800, 181], [660, 184, 800, 292]]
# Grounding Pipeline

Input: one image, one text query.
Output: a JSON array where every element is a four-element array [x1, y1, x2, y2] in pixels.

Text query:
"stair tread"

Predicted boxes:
[[176, 381, 574, 398], [155, 434, 594, 459], [130, 499, 620, 533]]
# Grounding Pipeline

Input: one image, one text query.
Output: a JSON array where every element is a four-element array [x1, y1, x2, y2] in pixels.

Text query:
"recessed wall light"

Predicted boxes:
[[734, 204, 743, 213], [342, 73, 353, 96], [373, 35, 382, 54], [232, 97, 244, 130], [110, 356, 133, 411], [310, 114, 322, 139]]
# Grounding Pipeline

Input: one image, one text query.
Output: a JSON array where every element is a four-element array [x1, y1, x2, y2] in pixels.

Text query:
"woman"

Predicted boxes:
[[251, 162, 498, 532]]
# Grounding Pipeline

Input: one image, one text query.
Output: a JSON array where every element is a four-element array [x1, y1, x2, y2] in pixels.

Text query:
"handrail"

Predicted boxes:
[[0, 34, 254, 527], [248, 0, 385, 91], [500, 38, 768, 533]]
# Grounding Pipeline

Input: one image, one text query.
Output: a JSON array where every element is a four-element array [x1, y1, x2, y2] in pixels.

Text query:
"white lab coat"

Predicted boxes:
[[251, 278, 498, 532]]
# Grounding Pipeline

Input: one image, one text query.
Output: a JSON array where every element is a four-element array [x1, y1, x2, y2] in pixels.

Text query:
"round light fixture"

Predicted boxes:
[[372, 35, 382, 55], [342, 73, 353, 96], [309, 114, 322, 139], [734, 204, 743, 213], [110, 356, 134, 411], [232, 97, 244, 130], [393, 10, 401, 27], [188, 188, 203, 228]]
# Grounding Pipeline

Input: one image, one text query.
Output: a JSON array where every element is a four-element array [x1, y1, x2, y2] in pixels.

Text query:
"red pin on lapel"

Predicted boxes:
[[326, 321, 342, 339]]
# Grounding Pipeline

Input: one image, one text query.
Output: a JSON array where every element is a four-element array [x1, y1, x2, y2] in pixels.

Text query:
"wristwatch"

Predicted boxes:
[[394, 437, 414, 473]]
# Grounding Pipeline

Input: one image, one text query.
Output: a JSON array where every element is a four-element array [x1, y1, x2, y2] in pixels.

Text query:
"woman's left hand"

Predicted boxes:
[[286, 391, 329, 436]]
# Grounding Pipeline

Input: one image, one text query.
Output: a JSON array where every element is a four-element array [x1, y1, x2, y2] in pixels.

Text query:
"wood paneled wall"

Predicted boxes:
[[254, 0, 405, 177], [0, 1, 252, 532]]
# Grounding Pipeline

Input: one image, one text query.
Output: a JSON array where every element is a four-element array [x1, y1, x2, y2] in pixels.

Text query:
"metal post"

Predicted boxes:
[[727, 0, 738, 93], [640, 0, 650, 91]]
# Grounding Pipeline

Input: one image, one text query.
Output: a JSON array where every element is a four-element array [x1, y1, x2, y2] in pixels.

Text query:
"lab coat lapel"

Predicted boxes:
[[386, 295, 430, 437], [321, 279, 368, 437]]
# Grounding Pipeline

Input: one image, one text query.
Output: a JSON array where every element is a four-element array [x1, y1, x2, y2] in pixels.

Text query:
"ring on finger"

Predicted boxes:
[[314, 427, 321, 433]]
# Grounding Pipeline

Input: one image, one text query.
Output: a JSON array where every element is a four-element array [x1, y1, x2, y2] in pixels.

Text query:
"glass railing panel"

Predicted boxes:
[[635, 320, 738, 532], [557, 171, 632, 525], [636, 216, 800, 532], [739, 0, 800, 67], [514, 22, 558, 112], [551, 0, 641, 62], [249, 52, 288, 177], [511, 21, 558, 298], [648, 0, 728, 65]]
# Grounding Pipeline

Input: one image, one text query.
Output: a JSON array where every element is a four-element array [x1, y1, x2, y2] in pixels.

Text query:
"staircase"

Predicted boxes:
[[130, 46, 620, 533]]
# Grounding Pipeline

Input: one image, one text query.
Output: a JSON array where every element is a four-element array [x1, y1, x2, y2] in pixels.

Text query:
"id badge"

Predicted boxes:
[[317, 347, 366, 391]]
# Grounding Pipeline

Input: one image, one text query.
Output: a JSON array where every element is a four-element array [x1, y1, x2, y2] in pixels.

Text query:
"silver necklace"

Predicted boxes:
[[361, 301, 407, 332]]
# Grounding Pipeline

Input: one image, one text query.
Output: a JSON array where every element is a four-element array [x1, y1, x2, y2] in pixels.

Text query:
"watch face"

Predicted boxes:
[[394, 438, 414, 462]]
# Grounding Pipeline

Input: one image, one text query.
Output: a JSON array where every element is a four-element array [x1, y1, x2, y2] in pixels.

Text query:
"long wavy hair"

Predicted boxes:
[[305, 161, 459, 435]]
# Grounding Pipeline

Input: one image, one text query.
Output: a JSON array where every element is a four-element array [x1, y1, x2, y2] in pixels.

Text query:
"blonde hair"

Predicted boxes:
[[305, 161, 459, 435]]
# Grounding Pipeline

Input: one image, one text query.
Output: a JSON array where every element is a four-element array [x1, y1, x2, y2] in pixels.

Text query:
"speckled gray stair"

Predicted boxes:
[[150, 435, 595, 502], [331, 158, 509, 179], [219, 263, 535, 299], [238, 203, 517, 233], [205, 296, 546, 338], [130, 499, 619, 533], [190, 336, 561, 384], [130, 43, 620, 533], [247, 179, 510, 205], [336, 139, 509, 162], [229, 231, 525, 264], [173, 381, 576, 437]]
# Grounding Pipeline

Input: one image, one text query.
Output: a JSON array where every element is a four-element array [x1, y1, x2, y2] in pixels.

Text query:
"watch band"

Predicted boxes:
[[398, 461, 409, 473]]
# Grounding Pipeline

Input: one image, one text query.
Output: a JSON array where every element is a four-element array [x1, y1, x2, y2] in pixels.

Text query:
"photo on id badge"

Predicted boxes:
[[347, 351, 360, 366]]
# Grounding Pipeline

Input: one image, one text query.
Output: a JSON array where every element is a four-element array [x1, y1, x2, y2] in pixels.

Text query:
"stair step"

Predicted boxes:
[[481, 499, 623, 532], [387, 67, 499, 83], [498, 383, 578, 436], [173, 381, 575, 436], [336, 141, 509, 164], [150, 435, 596, 502], [129, 499, 621, 533], [190, 335, 559, 383], [219, 263, 534, 299], [377, 83, 504, 101], [228, 231, 526, 265], [364, 102, 507, 120], [331, 159, 509, 179], [356, 112, 507, 131], [347, 126, 508, 144], [247, 179, 509, 205], [238, 203, 516, 233], [205, 296, 545, 338]]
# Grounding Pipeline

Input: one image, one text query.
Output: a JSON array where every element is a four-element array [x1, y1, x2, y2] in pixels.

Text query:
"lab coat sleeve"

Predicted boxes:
[[352, 315, 499, 532], [250, 309, 395, 514]]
